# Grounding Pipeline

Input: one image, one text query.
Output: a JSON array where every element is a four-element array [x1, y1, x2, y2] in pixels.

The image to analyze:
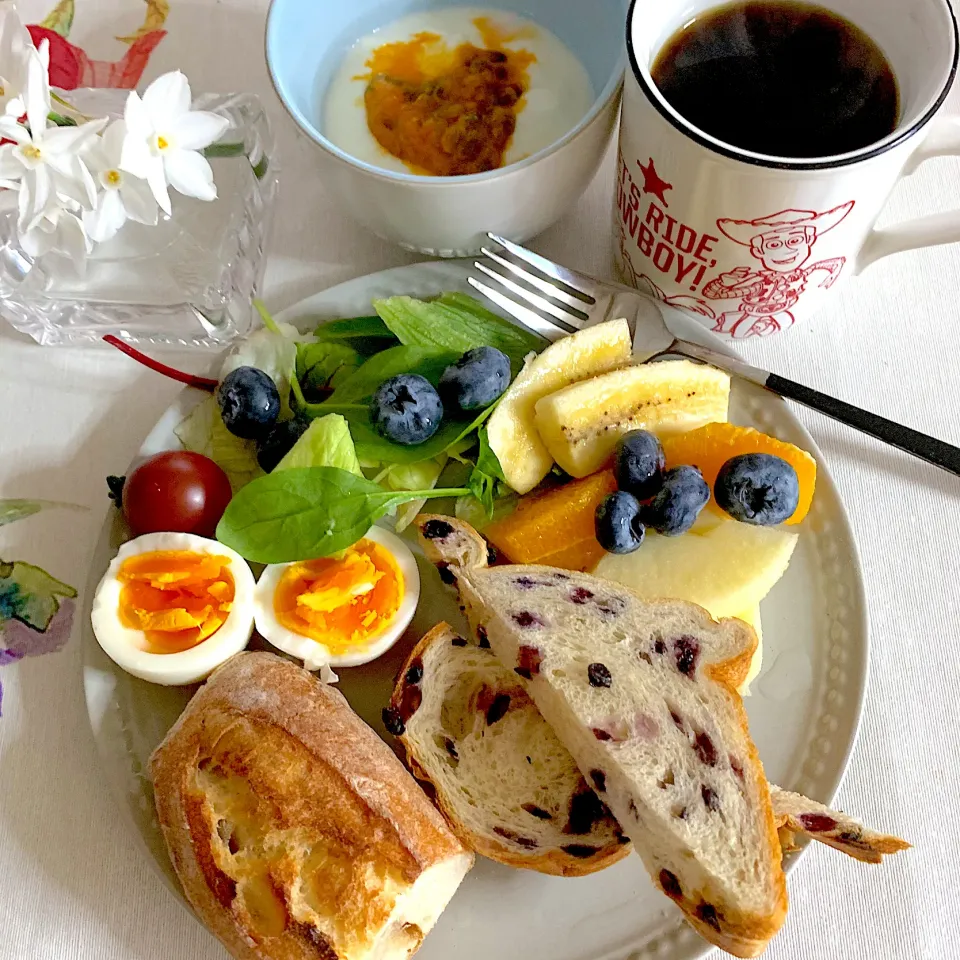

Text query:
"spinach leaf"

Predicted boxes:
[[312, 315, 396, 351], [215, 466, 468, 563], [467, 427, 508, 517], [296, 341, 361, 392], [322, 345, 457, 405], [373, 294, 545, 374], [350, 402, 493, 465]]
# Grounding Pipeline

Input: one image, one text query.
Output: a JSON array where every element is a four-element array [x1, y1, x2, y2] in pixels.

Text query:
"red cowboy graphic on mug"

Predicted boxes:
[[701, 202, 855, 338]]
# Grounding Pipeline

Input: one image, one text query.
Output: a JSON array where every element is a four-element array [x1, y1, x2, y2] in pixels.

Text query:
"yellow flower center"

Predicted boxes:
[[106, 169, 121, 185], [0, 85, 6, 97], [156, 135, 169, 150], [21, 145, 41, 160]]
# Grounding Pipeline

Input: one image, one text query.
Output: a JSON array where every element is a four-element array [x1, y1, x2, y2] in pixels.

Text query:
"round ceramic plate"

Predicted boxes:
[[82, 260, 869, 960]]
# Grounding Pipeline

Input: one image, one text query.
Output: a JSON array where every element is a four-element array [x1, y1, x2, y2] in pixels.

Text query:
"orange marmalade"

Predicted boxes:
[[360, 16, 536, 176]]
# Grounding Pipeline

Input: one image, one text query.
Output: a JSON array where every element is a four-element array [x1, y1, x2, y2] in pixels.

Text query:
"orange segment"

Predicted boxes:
[[486, 470, 617, 570], [661, 423, 816, 524]]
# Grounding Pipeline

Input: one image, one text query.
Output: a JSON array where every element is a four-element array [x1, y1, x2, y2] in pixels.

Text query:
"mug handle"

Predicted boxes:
[[853, 114, 960, 274]]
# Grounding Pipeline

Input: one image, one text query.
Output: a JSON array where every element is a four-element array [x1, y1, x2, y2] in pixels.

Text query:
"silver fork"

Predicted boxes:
[[470, 233, 960, 477]]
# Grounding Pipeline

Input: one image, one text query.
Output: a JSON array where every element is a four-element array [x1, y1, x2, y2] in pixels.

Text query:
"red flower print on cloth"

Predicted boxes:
[[25, 0, 169, 90]]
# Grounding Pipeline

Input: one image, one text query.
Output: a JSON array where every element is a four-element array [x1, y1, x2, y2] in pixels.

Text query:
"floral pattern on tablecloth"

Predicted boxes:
[[0, 500, 80, 715], [26, 0, 168, 90]]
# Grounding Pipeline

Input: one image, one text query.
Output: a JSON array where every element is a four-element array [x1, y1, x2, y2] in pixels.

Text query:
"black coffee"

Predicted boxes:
[[651, 1, 899, 158]]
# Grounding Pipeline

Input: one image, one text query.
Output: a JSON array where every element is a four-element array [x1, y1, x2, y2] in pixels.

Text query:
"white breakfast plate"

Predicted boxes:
[[82, 260, 869, 960]]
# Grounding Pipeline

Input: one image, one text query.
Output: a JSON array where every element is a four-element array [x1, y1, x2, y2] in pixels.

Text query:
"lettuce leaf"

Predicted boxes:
[[276, 414, 363, 476], [372, 294, 545, 374], [174, 396, 262, 492]]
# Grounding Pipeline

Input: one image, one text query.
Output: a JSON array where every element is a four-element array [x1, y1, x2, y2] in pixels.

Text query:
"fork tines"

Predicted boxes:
[[468, 234, 598, 340]]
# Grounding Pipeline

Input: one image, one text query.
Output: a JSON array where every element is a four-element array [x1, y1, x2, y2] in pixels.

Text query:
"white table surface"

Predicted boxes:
[[2, 1, 959, 958]]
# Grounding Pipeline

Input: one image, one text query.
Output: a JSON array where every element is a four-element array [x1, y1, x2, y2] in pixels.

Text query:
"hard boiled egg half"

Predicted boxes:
[[254, 526, 419, 670], [91, 532, 256, 685]]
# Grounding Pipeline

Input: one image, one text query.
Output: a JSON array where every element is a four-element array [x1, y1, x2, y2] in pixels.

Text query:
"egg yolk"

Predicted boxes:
[[273, 540, 402, 654], [360, 16, 536, 176], [117, 551, 235, 654]]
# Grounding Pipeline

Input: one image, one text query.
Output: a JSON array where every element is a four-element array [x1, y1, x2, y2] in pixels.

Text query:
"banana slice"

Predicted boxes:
[[534, 359, 731, 477], [487, 320, 632, 494]]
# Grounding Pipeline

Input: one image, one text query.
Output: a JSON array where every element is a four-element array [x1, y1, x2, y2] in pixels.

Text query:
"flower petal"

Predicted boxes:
[[145, 155, 171, 215], [24, 42, 50, 142], [57, 210, 89, 271], [119, 175, 158, 226], [124, 90, 153, 139], [170, 111, 229, 151], [44, 117, 109, 157], [0, 143, 23, 181], [100, 119, 127, 161], [119, 131, 153, 179], [163, 148, 216, 201], [142, 71, 191, 127], [0, 117, 31, 145], [84, 189, 127, 243], [19, 165, 51, 232]]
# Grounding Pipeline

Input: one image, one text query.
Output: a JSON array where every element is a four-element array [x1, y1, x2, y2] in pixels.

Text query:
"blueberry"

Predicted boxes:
[[217, 366, 281, 440], [439, 346, 511, 411], [255, 418, 309, 472], [370, 374, 444, 445], [643, 465, 709, 536], [714, 453, 799, 525], [595, 491, 645, 554], [614, 430, 665, 500]]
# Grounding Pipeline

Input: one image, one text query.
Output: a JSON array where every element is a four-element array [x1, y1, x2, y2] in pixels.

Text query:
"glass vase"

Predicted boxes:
[[0, 89, 279, 348]]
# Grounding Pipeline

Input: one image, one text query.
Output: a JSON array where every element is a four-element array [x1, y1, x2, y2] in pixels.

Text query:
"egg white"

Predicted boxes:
[[91, 532, 256, 686], [253, 526, 420, 670]]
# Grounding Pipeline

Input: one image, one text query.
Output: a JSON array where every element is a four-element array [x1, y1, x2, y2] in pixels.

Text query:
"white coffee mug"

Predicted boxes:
[[615, 0, 959, 339]]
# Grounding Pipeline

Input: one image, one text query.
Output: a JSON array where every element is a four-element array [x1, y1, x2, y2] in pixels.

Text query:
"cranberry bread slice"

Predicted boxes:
[[388, 622, 630, 877], [770, 786, 910, 864], [417, 516, 787, 958], [388, 621, 908, 878]]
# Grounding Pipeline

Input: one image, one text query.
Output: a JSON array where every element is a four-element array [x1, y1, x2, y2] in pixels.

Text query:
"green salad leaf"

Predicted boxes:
[[296, 341, 361, 393], [216, 466, 469, 563], [349, 402, 494, 466], [322, 345, 457, 405], [276, 414, 363, 476], [375, 456, 448, 532], [467, 427, 508, 518], [373, 294, 545, 373], [312, 315, 397, 354], [174, 396, 262, 491]]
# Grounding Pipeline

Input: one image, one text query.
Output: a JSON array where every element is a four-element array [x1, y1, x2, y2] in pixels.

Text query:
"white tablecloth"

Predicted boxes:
[[2, 1, 959, 957]]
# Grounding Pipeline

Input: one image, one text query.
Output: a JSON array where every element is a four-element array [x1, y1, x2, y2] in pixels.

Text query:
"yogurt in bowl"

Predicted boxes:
[[266, 0, 626, 254]]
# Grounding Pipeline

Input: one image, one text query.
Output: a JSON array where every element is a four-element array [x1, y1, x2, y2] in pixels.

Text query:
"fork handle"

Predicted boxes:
[[673, 339, 960, 477]]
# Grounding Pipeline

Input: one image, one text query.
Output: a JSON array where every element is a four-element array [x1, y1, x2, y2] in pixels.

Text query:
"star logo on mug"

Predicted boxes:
[[636, 157, 673, 207]]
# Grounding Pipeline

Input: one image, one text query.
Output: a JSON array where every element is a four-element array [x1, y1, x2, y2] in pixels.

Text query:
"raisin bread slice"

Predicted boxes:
[[389, 622, 630, 877], [417, 516, 787, 958], [770, 786, 910, 864], [388, 622, 909, 878]]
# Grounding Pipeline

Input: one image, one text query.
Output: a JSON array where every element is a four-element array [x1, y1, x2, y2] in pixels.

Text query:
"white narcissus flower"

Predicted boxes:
[[0, 3, 35, 118], [82, 120, 158, 243], [120, 71, 229, 216], [0, 40, 105, 231]]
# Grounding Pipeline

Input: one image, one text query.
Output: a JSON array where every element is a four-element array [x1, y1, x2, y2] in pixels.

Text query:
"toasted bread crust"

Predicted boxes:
[[149, 651, 471, 960], [391, 623, 631, 877]]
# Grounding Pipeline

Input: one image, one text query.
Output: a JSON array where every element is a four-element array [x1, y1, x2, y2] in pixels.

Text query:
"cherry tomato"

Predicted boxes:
[[122, 451, 232, 538]]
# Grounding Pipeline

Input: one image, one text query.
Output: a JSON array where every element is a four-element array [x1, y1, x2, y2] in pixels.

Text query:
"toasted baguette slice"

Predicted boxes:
[[390, 623, 908, 878], [150, 651, 473, 960], [770, 786, 910, 864], [416, 516, 786, 958], [391, 622, 630, 876]]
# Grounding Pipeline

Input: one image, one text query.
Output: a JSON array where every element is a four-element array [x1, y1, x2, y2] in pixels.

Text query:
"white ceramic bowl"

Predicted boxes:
[[266, 0, 627, 255]]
